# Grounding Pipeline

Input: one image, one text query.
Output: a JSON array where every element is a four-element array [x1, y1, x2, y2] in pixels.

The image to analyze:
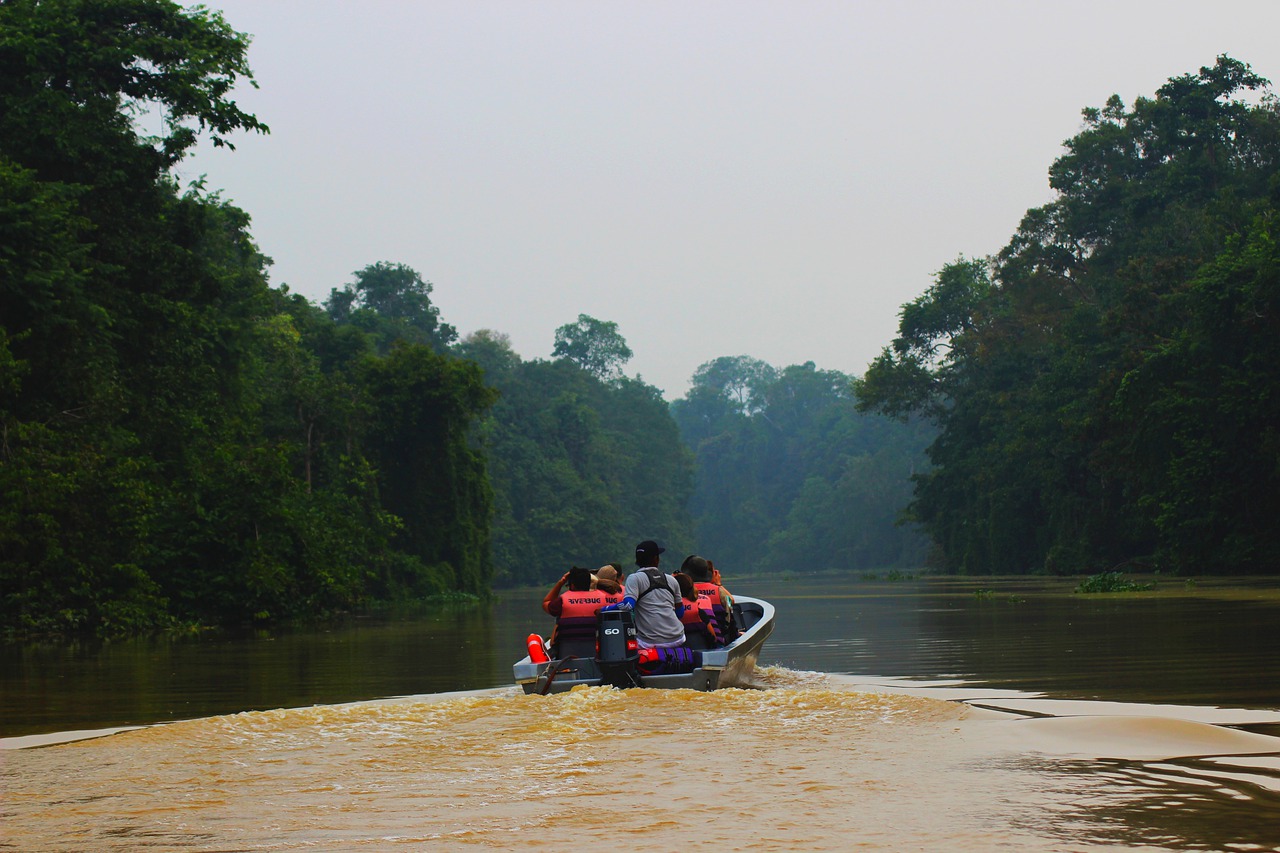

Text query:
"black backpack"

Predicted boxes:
[[636, 568, 678, 610]]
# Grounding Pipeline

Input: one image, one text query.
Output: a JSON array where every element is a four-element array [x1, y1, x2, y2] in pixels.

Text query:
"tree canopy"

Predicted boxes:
[[856, 56, 1280, 576], [551, 314, 634, 380], [462, 323, 694, 587], [1, 1, 494, 635], [325, 262, 457, 354]]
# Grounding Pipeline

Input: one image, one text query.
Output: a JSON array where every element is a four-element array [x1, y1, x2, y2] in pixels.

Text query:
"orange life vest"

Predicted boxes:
[[554, 589, 610, 651], [695, 581, 733, 642], [680, 597, 721, 645]]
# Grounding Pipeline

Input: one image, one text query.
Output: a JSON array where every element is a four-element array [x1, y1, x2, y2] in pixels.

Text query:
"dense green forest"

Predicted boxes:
[[455, 332, 932, 586], [7, 3, 1273, 637], [0, 1, 495, 634], [856, 56, 1280, 576], [456, 318, 694, 586]]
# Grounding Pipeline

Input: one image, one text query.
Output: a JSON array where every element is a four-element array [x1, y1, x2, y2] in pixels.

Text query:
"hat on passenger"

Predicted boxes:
[[595, 565, 622, 593], [635, 540, 665, 559]]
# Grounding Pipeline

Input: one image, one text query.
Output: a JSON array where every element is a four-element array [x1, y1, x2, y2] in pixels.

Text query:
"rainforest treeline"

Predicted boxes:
[[0, 0, 910, 634], [0, 1, 505, 635], [856, 56, 1280, 576], [3, 3, 1276, 637]]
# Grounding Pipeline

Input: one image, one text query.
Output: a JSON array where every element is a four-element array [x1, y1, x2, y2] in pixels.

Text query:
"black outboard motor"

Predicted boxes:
[[596, 608, 642, 688]]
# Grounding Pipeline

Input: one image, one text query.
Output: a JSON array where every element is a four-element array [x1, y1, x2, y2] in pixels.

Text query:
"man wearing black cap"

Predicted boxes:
[[607, 539, 686, 648]]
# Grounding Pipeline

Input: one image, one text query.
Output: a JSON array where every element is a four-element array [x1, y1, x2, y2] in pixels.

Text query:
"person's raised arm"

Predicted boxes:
[[541, 572, 570, 615]]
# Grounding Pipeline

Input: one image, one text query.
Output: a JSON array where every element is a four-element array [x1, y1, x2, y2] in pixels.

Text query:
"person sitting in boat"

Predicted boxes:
[[542, 566, 610, 657], [675, 571, 721, 647], [682, 555, 738, 643], [601, 539, 686, 649], [594, 565, 625, 603]]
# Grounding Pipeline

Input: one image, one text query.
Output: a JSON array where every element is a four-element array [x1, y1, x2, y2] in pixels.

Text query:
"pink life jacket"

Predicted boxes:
[[694, 581, 733, 642], [553, 589, 610, 653]]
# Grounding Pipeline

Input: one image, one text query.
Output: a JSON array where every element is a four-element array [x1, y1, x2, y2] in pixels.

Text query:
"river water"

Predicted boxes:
[[4, 575, 1280, 850]]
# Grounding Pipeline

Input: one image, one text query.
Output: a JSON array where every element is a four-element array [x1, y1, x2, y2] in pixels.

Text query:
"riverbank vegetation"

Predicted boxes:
[[856, 56, 1280, 576], [0, 1, 494, 635], [4, 2, 1276, 638]]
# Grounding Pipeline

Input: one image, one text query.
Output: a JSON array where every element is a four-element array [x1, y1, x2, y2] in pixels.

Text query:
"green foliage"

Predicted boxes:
[[854, 258, 991, 420], [0, 0, 267, 169], [465, 331, 694, 587], [551, 314, 634, 380], [357, 345, 496, 596], [0, 1, 497, 636], [858, 55, 1280, 577], [325, 262, 457, 354]]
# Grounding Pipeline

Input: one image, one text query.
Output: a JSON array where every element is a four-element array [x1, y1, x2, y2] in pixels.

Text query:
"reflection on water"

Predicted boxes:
[[1, 602, 514, 738], [4, 670, 1279, 852], [741, 575, 1280, 709], [1005, 754, 1280, 851]]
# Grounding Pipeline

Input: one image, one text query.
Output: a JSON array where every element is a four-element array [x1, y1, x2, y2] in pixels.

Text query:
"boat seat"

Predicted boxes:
[[551, 637, 597, 660], [683, 630, 713, 651], [734, 602, 763, 632]]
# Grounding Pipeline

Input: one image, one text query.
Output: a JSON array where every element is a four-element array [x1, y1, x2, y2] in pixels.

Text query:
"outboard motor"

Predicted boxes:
[[596, 608, 642, 688]]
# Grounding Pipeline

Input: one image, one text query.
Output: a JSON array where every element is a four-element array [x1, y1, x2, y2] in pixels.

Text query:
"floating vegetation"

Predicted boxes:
[[1075, 572, 1156, 593], [973, 588, 1024, 604]]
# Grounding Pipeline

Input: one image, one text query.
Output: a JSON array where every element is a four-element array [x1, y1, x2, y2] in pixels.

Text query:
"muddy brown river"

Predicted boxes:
[[4, 576, 1279, 850]]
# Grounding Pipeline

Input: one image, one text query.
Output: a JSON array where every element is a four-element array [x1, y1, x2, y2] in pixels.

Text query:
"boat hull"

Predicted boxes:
[[514, 596, 774, 694]]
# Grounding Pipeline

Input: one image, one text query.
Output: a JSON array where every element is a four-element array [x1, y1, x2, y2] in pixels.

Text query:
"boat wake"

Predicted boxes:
[[4, 673, 1279, 851]]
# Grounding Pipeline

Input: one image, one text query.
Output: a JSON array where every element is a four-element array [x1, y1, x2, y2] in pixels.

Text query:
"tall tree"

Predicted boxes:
[[325, 262, 457, 354], [0, 0, 275, 632], [551, 314, 633, 380]]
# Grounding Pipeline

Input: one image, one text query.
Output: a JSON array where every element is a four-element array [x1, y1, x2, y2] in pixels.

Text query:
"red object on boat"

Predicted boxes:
[[526, 634, 549, 663]]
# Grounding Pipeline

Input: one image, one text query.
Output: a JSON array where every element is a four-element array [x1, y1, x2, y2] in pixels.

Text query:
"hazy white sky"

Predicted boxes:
[[186, 1, 1279, 398]]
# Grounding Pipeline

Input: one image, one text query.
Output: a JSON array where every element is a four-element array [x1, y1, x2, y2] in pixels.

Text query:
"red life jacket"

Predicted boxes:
[[553, 589, 610, 652], [695, 581, 733, 642]]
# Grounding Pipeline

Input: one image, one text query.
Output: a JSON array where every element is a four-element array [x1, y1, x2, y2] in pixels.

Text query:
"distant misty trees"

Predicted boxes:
[[672, 358, 935, 577], [457, 319, 694, 587], [460, 319, 934, 586]]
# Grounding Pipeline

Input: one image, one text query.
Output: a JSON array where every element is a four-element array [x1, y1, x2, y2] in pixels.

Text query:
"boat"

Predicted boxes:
[[513, 595, 775, 694]]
